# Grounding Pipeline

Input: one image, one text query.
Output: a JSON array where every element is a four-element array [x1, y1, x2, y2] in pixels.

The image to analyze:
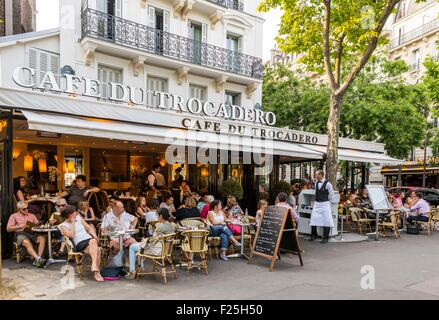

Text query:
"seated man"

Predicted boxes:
[[101, 201, 138, 267], [59, 175, 100, 208], [7, 201, 46, 267], [407, 192, 430, 225], [58, 205, 104, 282]]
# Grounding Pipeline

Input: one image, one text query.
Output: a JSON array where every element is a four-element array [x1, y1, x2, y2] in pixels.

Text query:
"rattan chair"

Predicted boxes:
[[13, 241, 27, 264], [349, 207, 374, 234], [135, 233, 177, 284], [378, 211, 400, 238], [202, 218, 221, 259], [145, 220, 159, 237], [417, 209, 437, 236], [179, 218, 206, 228], [180, 229, 209, 275], [97, 223, 110, 265], [64, 237, 84, 279]]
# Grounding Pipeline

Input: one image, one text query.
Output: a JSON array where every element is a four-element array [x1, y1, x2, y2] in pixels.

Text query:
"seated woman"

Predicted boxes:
[[58, 205, 104, 282], [134, 196, 150, 220], [174, 197, 200, 221], [223, 195, 244, 219], [14, 176, 29, 203], [78, 201, 97, 231], [207, 200, 241, 261], [126, 208, 177, 279]]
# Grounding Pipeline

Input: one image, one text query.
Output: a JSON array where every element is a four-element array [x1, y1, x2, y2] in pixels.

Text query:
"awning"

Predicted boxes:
[[22, 110, 323, 160], [299, 144, 403, 165]]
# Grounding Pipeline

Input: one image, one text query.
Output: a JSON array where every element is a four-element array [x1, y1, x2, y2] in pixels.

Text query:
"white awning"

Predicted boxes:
[[299, 144, 403, 164], [22, 110, 323, 160]]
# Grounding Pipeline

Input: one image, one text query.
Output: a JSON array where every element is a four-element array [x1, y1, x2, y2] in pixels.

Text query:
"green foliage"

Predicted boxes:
[[220, 179, 244, 200], [273, 180, 291, 196], [263, 57, 427, 159]]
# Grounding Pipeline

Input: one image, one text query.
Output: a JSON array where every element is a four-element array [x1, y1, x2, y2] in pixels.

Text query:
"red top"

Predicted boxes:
[[200, 203, 210, 219]]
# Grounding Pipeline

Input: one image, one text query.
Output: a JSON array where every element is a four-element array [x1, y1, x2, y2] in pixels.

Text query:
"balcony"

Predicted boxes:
[[81, 9, 262, 81], [389, 19, 439, 50], [207, 0, 244, 11]]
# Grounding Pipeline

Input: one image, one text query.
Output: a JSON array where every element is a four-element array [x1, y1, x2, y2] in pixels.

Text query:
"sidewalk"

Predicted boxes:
[[2, 232, 439, 300]]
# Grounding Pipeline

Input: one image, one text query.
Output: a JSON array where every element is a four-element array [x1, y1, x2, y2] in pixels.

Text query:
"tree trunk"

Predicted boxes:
[[325, 93, 343, 187]]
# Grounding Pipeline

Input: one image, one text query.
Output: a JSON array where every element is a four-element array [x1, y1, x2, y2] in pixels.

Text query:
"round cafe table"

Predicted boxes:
[[32, 225, 66, 267], [107, 229, 139, 255], [226, 220, 252, 260]]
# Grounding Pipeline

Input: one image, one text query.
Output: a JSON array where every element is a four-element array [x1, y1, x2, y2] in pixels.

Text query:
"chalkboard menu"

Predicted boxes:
[[249, 205, 304, 271], [254, 206, 285, 257]]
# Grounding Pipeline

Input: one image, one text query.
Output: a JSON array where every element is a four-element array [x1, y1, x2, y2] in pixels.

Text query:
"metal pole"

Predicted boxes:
[[422, 135, 427, 188]]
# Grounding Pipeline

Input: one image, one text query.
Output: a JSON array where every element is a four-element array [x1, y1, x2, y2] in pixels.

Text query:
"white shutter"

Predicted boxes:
[[28, 48, 38, 84], [238, 36, 243, 53], [201, 23, 207, 43], [115, 0, 122, 17], [188, 21, 193, 39], [148, 6, 156, 28], [163, 10, 170, 32]]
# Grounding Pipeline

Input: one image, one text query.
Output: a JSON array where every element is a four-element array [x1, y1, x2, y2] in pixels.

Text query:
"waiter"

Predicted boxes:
[[308, 170, 334, 243]]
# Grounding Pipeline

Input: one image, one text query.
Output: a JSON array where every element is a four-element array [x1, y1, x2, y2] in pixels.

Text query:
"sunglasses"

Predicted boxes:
[[22, 208, 28, 211], [56, 204, 66, 207]]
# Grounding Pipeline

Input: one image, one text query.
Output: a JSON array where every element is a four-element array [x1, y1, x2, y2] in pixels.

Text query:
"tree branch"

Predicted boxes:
[[337, 0, 400, 96], [323, 0, 337, 91], [335, 32, 346, 85]]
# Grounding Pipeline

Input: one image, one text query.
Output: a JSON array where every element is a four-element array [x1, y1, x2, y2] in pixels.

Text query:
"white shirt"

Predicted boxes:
[[144, 210, 158, 224], [316, 179, 335, 203], [59, 215, 91, 246], [102, 211, 135, 240]]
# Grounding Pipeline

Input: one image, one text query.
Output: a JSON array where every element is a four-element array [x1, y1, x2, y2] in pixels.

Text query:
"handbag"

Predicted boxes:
[[406, 224, 420, 235], [227, 222, 242, 236]]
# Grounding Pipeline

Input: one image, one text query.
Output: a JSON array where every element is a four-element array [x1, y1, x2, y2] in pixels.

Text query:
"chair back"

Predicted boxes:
[[64, 237, 76, 254], [349, 207, 362, 222], [87, 192, 100, 218], [155, 233, 176, 257], [179, 219, 206, 229], [96, 191, 109, 217], [181, 230, 209, 253]]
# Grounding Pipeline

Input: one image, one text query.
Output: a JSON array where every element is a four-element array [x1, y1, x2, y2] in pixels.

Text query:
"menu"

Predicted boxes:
[[253, 206, 286, 257]]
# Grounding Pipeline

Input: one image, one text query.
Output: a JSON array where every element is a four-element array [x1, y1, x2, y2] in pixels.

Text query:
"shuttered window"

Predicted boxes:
[[190, 84, 206, 102], [147, 76, 168, 107], [98, 65, 123, 99], [27, 47, 60, 88]]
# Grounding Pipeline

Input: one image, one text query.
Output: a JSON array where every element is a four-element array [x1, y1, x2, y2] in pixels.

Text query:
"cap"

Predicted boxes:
[[56, 198, 67, 206]]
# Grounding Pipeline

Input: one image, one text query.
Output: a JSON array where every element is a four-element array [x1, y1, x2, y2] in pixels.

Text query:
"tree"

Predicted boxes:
[[258, 0, 426, 184], [263, 59, 426, 160]]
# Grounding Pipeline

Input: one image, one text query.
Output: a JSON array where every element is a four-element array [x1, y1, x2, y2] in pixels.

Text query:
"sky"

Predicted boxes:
[[36, 0, 282, 62]]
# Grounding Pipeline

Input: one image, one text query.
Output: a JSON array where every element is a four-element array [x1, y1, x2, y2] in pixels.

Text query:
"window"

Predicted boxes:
[[397, 27, 404, 46], [412, 49, 421, 70], [147, 76, 168, 107], [98, 65, 123, 99], [188, 20, 207, 64], [148, 6, 170, 54], [27, 47, 60, 88], [96, 0, 121, 39], [226, 33, 242, 72], [396, 1, 406, 20], [225, 91, 241, 106], [190, 84, 207, 102]]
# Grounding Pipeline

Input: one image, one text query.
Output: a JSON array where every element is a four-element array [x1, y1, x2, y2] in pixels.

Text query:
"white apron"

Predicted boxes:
[[310, 201, 334, 227]]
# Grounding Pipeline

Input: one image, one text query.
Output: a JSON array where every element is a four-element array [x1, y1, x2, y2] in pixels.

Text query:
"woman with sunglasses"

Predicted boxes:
[[49, 198, 68, 256]]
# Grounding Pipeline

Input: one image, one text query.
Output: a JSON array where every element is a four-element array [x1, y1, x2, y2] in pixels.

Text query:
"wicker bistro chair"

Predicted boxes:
[[349, 207, 374, 234], [378, 211, 400, 238], [145, 220, 159, 237], [202, 218, 221, 259], [135, 233, 177, 284], [13, 241, 28, 264], [416, 209, 438, 236], [64, 237, 84, 279], [179, 218, 206, 229], [96, 223, 111, 265], [180, 230, 210, 275]]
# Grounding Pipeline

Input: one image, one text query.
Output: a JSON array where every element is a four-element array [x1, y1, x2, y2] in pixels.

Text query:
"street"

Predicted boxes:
[[2, 232, 439, 300]]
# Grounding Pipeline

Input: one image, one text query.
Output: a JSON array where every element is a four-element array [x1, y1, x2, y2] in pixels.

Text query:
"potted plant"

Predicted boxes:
[[220, 179, 243, 200]]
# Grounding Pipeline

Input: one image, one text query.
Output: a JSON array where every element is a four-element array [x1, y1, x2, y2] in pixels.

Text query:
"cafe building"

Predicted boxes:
[[0, 0, 401, 257]]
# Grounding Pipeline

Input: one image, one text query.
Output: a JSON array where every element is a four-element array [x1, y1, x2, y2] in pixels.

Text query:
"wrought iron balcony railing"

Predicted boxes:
[[390, 19, 439, 50], [207, 0, 244, 12], [81, 9, 262, 79]]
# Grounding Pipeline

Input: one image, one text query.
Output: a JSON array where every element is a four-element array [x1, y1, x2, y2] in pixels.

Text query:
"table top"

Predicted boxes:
[[28, 196, 61, 203], [105, 229, 139, 237], [227, 219, 252, 226], [32, 226, 59, 232]]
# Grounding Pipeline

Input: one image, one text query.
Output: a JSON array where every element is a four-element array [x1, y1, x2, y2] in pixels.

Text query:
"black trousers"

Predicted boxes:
[[311, 226, 331, 239]]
